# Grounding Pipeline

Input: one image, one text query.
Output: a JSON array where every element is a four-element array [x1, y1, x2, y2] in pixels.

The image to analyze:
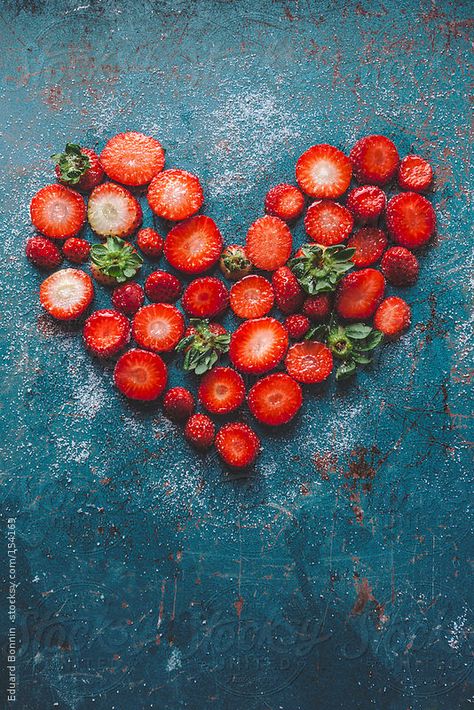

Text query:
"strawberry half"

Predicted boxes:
[[182, 277, 229, 318], [374, 296, 411, 337], [245, 216, 292, 271], [296, 144, 352, 198], [386, 192, 436, 249], [347, 228, 388, 267], [100, 131, 165, 186], [335, 268, 385, 320], [229, 317, 288, 375], [398, 155, 433, 193], [114, 348, 167, 401], [147, 169, 204, 221], [83, 309, 130, 358], [248, 373, 303, 425], [53, 144, 104, 192], [230, 275, 274, 319], [215, 422, 260, 468], [198, 366, 245, 415], [164, 215, 222, 274], [30, 184, 86, 240], [39, 268, 94, 321], [304, 201, 354, 246], [272, 266, 305, 314], [346, 185, 386, 224], [133, 303, 184, 352], [265, 183, 305, 221], [87, 183, 142, 239], [350, 135, 399, 186], [285, 341, 333, 384]]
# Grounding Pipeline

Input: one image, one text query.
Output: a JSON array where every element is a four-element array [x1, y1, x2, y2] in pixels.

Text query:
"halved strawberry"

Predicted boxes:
[[335, 268, 385, 320], [398, 155, 433, 193], [83, 309, 130, 357], [346, 185, 386, 223], [215, 422, 260, 468], [39, 268, 94, 321], [53, 144, 104, 192], [386, 192, 436, 249], [147, 169, 204, 221], [285, 341, 333, 383], [265, 184, 305, 221], [182, 277, 228, 318], [272, 266, 305, 314], [198, 366, 245, 414], [114, 348, 167, 401], [347, 228, 387, 267], [296, 144, 352, 198], [248, 373, 302, 425], [374, 296, 411, 337], [133, 303, 184, 352], [230, 275, 274, 319], [87, 183, 142, 239], [100, 132, 165, 186], [304, 201, 354, 246], [245, 215, 292, 271], [229, 317, 288, 375], [350, 135, 399, 185], [164, 215, 223, 274], [30, 184, 86, 240]]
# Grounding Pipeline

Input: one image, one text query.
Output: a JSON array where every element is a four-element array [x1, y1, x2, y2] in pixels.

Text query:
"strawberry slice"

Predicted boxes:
[[248, 373, 302, 425], [374, 296, 411, 337], [113, 348, 167, 401], [398, 155, 433, 193], [350, 135, 399, 186], [133, 303, 184, 352], [347, 228, 388, 267], [245, 215, 292, 271], [100, 131, 165, 186], [229, 317, 288, 375], [164, 215, 223, 274], [182, 277, 229, 318], [285, 341, 333, 384], [230, 275, 274, 319], [198, 366, 245, 414], [215, 422, 260, 468], [265, 184, 305, 221], [335, 268, 385, 320], [87, 183, 142, 239], [39, 268, 94, 321], [386, 192, 436, 249], [296, 144, 352, 198], [147, 169, 204, 221], [83, 309, 130, 358], [304, 200, 354, 246], [346, 185, 386, 224], [30, 184, 86, 240]]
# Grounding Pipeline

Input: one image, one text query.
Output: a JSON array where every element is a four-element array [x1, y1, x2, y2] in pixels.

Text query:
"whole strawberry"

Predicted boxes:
[[284, 314, 311, 339], [184, 413, 215, 450], [52, 143, 104, 192], [136, 228, 164, 259], [219, 244, 252, 281], [63, 237, 90, 263], [112, 281, 144, 315], [25, 236, 62, 269], [90, 237, 143, 287], [145, 270, 182, 303], [302, 294, 331, 321], [272, 266, 304, 314], [163, 387, 195, 422], [381, 247, 419, 287]]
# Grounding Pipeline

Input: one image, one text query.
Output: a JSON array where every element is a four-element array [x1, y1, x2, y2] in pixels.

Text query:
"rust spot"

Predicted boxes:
[[234, 596, 244, 618]]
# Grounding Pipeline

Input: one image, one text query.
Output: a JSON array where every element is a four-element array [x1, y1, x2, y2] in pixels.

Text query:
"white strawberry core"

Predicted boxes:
[[312, 158, 338, 185], [149, 319, 170, 338], [47, 197, 73, 220], [90, 193, 130, 232], [53, 274, 84, 305]]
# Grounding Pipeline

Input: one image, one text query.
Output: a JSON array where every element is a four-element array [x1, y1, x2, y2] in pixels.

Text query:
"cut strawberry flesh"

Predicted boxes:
[[133, 303, 184, 352], [398, 155, 433, 192], [215, 423, 260, 468], [246, 215, 292, 271], [182, 277, 228, 318], [335, 268, 385, 320], [374, 297, 411, 337], [230, 275, 274, 319], [87, 183, 142, 238], [350, 135, 399, 185], [229, 317, 288, 375], [114, 348, 167, 401], [198, 367, 245, 414], [39, 268, 94, 320], [147, 169, 204, 221], [100, 131, 165, 186], [83, 309, 130, 357], [285, 341, 333, 383], [164, 215, 223, 274], [265, 184, 305, 221], [386, 192, 436, 249], [248, 373, 302, 425], [296, 144, 352, 198], [30, 184, 86, 239], [347, 228, 388, 267], [304, 200, 354, 245]]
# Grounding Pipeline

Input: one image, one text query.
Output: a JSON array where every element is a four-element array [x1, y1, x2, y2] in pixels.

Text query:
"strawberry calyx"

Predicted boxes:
[[220, 245, 252, 279], [90, 237, 143, 284], [288, 244, 355, 295], [176, 319, 231, 375], [52, 143, 91, 185]]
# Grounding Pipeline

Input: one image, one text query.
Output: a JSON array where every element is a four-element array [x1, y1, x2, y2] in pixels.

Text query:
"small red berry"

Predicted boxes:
[[284, 314, 311, 339], [25, 236, 63, 269], [346, 185, 386, 224], [398, 155, 433, 193], [112, 282, 145, 315], [265, 183, 305, 222], [184, 413, 215, 450], [302, 294, 331, 321], [381, 247, 419, 287], [136, 228, 164, 259], [163, 387, 195, 422], [145, 270, 182, 303], [62, 237, 91, 263]]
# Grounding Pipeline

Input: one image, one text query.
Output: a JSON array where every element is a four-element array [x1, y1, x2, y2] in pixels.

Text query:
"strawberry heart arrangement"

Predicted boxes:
[[26, 132, 436, 468]]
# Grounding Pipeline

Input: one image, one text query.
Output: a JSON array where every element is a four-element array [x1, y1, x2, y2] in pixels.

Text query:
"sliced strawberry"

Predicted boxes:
[[285, 341, 333, 383], [380, 246, 419, 286], [198, 366, 245, 415], [347, 228, 387, 267], [26, 236, 63, 269], [30, 184, 86, 240], [265, 184, 305, 221], [219, 244, 252, 281], [346, 185, 386, 224], [87, 183, 142, 239], [296, 144, 352, 198], [230, 275, 274, 319], [53, 144, 104, 192], [398, 155, 433, 192], [145, 270, 182, 303], [164, 215, 223, 274], [284, 314, 311, 339], [229, 317, 288, 375], [39, 268, 94, 321], [163, 387, 195, 422], [335, 268, 385, 320], [245, 216, 292, 271], [182, 277, 228, 318], [248, 373, 302, 425], [350, 135, 399, 186], [304, 201, 354, 246], [302, 294, 331, 321], [136, 228, 164, 259], [374, 296, 411, 337], [272, 266, 305, 314], [133, 303, 184, 352], [386, 192, 436, 249], [100, 132, 165, 186], [83, 309, 130, 358], [215, 423, 260, 468], [184, 414, 215, 449], [114, 348, 167, 401], [147, 169, 203, 221]]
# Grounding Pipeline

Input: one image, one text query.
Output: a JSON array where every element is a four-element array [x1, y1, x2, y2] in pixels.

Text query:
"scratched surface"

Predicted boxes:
[[0, 0, 472, 708]]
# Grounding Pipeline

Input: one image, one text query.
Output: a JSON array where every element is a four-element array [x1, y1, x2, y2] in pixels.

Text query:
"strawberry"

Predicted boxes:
[[230, 275, 274, 319], [380, 246, 419, 286], [398, 155, 433, 193], [39, 268, 94, 321], [335, 268, 385, 320], [245, 215, 292, 271], [347, 228, 387, 267], [288, 244, 355, 296], [314, 320, 383, 380], [284, 314, 311, 339], [229, 317, 288, 375], [136, 228, 164, 259], [147, 169, 204, 221], [296, 144, 352, 198], [114, 348, 167, 401], [219, 244, 252, 281], [87, 183, 142, 239], [346, 185, 386, 223], [145, 270, 182, 303], [52, 143, 104, 192], [163, 387, 195, 422], [184, 413, 215, 450], [25, 236, 62, 269], [62, 237, 90, 263], [265, 184, 305, 221], [349, 135, 399, 185], [133, 303, 184, 353], [304, 200, 354, 246], [302, 294, 331, 321], [198, 366, 245, 415], [164, 215, 223, 274], [285, 341, 333, 383], [248, 373, 302, 425], [182, 277, 228, 319], [30, 184, 86, 240], [83, 309, 130, 358], [386, 192, 436, 249], [176, 319, 230, 375], [100, 132, 165, 186], [184, 321, 227, 339], [90, 237, 143, 286], [272, 266, 305, 314], [374, 296, 411, 337], [215, 422, 260, 468], [112, 282, 144, 315]]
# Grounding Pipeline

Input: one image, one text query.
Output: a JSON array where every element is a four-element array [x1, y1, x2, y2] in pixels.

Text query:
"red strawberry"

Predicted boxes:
[[198, 367, 245, 415], [53, 144, 104, 192], [398, 155, 433, 193], [386, 192, 436, 249], [230, 275, 274, 319], [272, 266, 305, 314], [219, 244, 252, 281], [147, 169, 204, 221], [265, 184, 305, 221], [87, 183, 142, 239], [133, 303, 184, 352], [136, 228, 164, 259], [62, 237, 90, 263], [335, 268, 385, 320], [25, 236, 62, 269], [30, 184, 86, 240], [346, 185, 386, 223], [39, 268, 94, 321], [285, 341, 333, 383], [100, 132, 165, 186], [112, 282, 144, 315], [83, 309, 130, 357], [284, 314, 311, 339], [185, 321, 227, 338], [304, 200, 354, 246], [182, 277, 228, 318], [296, 144, 352, 198], [114, 348, 167, 401], [184, 413, 215, 450], [248, 373, 303, 425], [380, 246, 419, 287], [246, 216, 292, 271], [215, 422, 260, 468], [302, 294, 331, 321], [229, 317, 288, 375], [163, 387, 195, 422], [164, 216, 222, 274], [145, 270, 182, 303], [347, 228, 387, 267], [350, 135, 399, 185], [374, 296, 411, 337], [90, 237, 143, 286]]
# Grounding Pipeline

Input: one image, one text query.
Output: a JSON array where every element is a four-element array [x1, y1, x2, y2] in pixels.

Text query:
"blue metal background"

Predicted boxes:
[[0, 1, 472, 708]]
